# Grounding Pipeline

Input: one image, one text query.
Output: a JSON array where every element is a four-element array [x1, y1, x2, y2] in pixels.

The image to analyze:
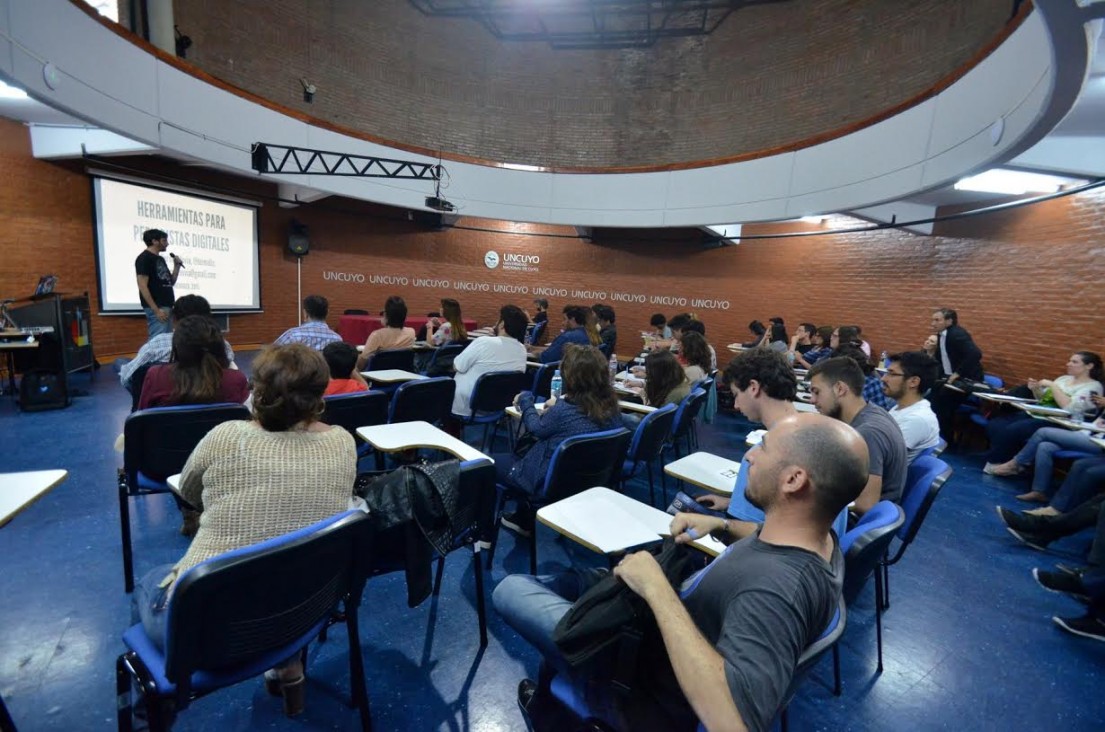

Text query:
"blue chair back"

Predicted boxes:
[[897, 455, 952, 546], [526, 320, 547, 346], [540, 428, 632, 503], [423, 342, 467, 376], [321, 391, 389, 436], [531, 361, 559, 399], [468, 370, 532, 415], [163, 510, 372, 694], [124, 403, 251, 486], [983, 373, 1004, 389], [367, 348, 415, 372], [669, 387, 707, 454], [841, 501, 905, 604], [625, 403, 677, 468], [388, 377, 456, 426]]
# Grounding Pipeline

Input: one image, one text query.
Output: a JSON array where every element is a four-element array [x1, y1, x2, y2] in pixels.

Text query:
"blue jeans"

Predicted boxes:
[[1014, 427, 1105, 498], [1051, 457, 1105, 513], [132, 563, 176, 652], [144, 307, 173, 339]]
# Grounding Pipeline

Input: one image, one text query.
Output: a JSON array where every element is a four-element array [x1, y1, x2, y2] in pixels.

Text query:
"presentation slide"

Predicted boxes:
[[92, 176, 261, 312]]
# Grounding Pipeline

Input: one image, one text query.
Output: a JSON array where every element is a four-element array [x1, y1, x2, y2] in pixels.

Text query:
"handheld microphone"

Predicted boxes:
[[170, 252, 186, 269]]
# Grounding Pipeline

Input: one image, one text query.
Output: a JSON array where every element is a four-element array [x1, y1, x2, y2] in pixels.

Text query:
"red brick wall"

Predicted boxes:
[[162, 0, 1013, 168], [2, 118, 1101, 384]]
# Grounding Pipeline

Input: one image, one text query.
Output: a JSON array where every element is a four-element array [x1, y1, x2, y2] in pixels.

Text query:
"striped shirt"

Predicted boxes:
[[274, 320, 342, 350]]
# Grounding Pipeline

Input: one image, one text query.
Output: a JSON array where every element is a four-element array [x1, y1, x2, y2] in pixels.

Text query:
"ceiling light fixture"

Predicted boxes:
[[954, 169, 1085, 195], [0, 81, 29, 100]]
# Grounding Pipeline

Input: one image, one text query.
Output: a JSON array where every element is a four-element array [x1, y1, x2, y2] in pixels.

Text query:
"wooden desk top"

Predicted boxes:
[[360, 369, 427, 383], [664, 452, 740, 496], [536, 487, 723, 557], [1, 469, 67, 527], [355, 421, 492, 463]]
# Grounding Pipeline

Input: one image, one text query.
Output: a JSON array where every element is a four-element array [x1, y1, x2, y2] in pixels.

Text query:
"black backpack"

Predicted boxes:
[[19, 368, 69, 411]]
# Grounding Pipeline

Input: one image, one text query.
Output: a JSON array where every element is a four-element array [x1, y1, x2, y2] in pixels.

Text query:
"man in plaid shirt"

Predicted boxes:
[[275, 295, 342, 350]]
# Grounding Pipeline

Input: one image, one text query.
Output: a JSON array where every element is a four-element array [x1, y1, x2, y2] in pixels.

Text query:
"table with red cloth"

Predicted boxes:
[[338, 315, 479, 345]]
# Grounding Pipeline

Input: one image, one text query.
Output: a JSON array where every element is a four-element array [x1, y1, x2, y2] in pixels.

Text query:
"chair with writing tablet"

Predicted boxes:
[[620, 403, 678, 506], [322, 391, 390, 457], [366, 348, 415, 373], [118, 403, 251, 593], [880, 455, 952, 610], [667, 387, 707, 459], [525, 320, 547, 346], [454, 370, 532, 452]]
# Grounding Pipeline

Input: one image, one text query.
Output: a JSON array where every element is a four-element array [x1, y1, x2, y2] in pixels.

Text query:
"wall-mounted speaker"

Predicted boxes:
[[288, 220, 309, 256]]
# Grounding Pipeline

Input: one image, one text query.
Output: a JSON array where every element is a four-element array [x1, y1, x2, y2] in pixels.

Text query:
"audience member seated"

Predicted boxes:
[[496, 345, 623, 536], [987, 419, 1105, 507], [322, 342, 369, 396], [428, 297, 469, 346], [451, 304, 528, 418], [133, 343, 357, 716], [836, 344, 895, 412], [794, 325, 834, 369], [742, 319, 766, 348], [356, 295, 416, 370], [678, 331, 713, 384], [533, 305, 592, 363], [850, 324, 872, 357], [998, 498, 1105, 642], [808, 355, 907, 515], [137, 315, 250, 411], [584, 308, 603, 349], [119, 294, 235, 398], [881, 351, 941, 463], [789, 322, 816, 356], [530, 298, 549, 327], [493, 411, 868, 731], [593, 304, 617, 355], [830, 325, 861, 353], [762, 321, 789, 353], [622, 351, 691, 429], [274, 294, 341, 350], [415, 311, 441, 342], [649, 312, 672, 339], [680, 319, 717, 370], [983, 352, 1103, 466], [922, 334, 939, 360]]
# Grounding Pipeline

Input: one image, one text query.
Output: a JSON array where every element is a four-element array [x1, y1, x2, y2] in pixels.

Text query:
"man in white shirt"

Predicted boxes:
[[452, 304, 529, 417], [881, 351, 942, 463]]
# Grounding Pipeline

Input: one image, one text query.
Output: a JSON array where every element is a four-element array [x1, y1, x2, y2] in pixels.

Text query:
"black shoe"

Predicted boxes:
[[502, 510, 535, 538], [1054, 563, 1087, 579], [1033, 568, 1087, 600], [517, 678, 539, 731], [997, 507, 1053, 550], [1052, 614, 1105, 643]]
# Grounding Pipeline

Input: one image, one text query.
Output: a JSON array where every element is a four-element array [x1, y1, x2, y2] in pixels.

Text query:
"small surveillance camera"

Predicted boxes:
[[301, 78, 317, 103]]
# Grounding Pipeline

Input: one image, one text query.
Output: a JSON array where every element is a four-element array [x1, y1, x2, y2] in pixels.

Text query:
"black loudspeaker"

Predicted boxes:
[[19, 368, 69, 411], [288, 220, 310, 256]]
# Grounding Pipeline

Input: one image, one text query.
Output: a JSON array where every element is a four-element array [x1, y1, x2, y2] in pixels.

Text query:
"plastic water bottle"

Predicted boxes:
[[609, 353, 619, 384], [550, 369, 562, 399], [881, 351, 890, 369]]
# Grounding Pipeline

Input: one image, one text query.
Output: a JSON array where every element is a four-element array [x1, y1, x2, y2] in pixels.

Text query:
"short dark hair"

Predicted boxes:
[[592, 304, 615, 324], [834, 344, 872, 375], [799, 322, 817, 337], [563, 305, 589, 327], [835, 325, 860, 346], [142, 229, 167, 246], [384, 295, 408, 328], [769, 316, 785, 326], [769, 323, 787, 342], [172, 294, 211, 320], [302, 295, 328, 320], [533, 298, 548, 310], [888, 351, 939, 395], [816, 325, 834, 346], [809, 356, 865, 396], [499, 304, 528, 341], [650, 313, 667, 328], [668, 313, 693, 332], [322, 341, 358, 379], [747, 320, 766, 336], [251, 344, 329, 432], [937, 308, 958, 326], [681, 319, 706, 337], [780, 421, 870, 523], [723, 349, 797, 401]]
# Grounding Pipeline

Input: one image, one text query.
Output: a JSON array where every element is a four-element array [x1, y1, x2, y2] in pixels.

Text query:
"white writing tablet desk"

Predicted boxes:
[[355, 421, 492, 463], [664, 452, 740, 497]]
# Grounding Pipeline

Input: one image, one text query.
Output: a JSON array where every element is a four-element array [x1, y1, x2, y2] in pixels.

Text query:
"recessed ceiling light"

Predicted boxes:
[[0, 81, 28, 100], [954, 169, 1085, 195]]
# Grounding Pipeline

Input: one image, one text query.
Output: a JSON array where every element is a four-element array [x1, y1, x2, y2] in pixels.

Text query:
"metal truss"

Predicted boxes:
[[250, 143, 440, 180], [408, 0, 791, 49]]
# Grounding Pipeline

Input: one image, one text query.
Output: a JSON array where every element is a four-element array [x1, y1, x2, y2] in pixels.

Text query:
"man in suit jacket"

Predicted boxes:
[[930, 308, 985, 443]]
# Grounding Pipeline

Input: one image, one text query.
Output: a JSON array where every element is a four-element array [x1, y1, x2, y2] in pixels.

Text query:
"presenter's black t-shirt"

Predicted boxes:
[[135, 250, 175, 308]]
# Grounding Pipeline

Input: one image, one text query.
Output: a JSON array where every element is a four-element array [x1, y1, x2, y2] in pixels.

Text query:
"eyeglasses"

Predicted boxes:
[[883, 371, 906, 378]]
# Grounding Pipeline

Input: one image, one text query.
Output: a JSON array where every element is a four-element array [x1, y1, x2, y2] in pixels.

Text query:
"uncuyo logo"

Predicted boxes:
[[483, 251, 500, 269]]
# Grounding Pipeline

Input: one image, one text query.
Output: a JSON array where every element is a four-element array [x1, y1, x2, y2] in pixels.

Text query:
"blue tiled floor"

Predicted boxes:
[[2, 361, 1104, 730]]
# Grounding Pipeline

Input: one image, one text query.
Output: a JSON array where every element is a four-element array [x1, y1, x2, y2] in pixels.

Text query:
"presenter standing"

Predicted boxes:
[[135, 228, 181, 339]]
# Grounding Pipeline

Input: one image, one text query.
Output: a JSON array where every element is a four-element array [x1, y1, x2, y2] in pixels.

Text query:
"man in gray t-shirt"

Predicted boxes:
[[809, 355, 908, 514], [493, 413, 870, 731]]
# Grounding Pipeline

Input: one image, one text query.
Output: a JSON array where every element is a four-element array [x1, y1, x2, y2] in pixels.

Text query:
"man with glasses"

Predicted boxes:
[[882, 351, 942, 463]]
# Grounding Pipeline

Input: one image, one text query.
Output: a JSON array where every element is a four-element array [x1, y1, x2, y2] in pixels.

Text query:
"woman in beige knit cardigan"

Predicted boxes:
[[132, 343, 357, 717]]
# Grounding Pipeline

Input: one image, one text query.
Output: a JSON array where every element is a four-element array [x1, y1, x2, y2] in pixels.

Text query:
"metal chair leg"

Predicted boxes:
[[115, 655, 132, 732], [473, 546, 489, 648], [832, 644, 841, 696], [119, 471, 135, 594], [646, 463, 655, 506], [346, 603, 373, 732], [875, 568, 885, 673], [432, 556, 446, 596]]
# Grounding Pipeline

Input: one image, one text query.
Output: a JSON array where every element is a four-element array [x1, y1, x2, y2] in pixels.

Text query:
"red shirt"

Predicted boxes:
[[138, 364, 250, 410], [324, 378, 369, 397]]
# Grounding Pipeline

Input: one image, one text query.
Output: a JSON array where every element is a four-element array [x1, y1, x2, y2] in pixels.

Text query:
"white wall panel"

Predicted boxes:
[[663, 155, 793, 209]]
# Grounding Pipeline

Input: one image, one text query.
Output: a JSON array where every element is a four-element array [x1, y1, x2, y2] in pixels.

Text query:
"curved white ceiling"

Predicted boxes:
[[0, 0, 1094, 226]]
